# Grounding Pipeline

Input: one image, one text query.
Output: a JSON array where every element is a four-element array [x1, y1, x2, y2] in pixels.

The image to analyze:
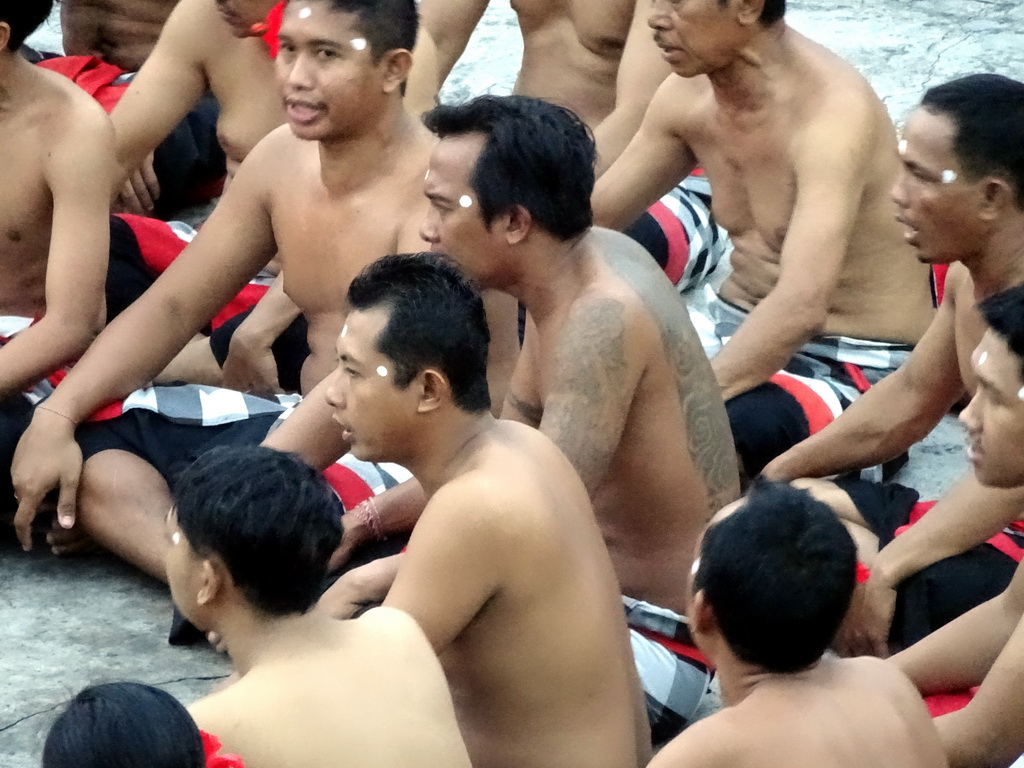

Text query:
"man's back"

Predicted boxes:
[[189, 608, 472, 768], [388, 420, 645, 768], [654, 657, 946, 768]]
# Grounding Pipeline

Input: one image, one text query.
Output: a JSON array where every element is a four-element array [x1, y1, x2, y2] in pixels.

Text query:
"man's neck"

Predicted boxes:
[[706, 23, 791, 117], [968, 218, 1024, 300], [406, 411, 495, 499], [714, 649, 826, 707], [506, 231, 595, 323], [317, 103, 422, 192], [0, 52, 32, 111], [218, 608, 334, 677]]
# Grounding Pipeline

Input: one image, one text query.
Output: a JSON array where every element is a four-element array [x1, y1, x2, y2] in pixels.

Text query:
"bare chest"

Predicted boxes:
[[514, 0, 631, 57], [208, 43, 284, 164]]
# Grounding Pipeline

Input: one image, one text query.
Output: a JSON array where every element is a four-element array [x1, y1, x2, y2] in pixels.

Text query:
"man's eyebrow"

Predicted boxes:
[[339, 351, 362, 367]]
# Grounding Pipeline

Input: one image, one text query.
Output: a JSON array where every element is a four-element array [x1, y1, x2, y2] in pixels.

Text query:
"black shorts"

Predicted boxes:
[[208, 307, 310, 394], [0, 395, 34, 520], [834, 477, 1018, 649]]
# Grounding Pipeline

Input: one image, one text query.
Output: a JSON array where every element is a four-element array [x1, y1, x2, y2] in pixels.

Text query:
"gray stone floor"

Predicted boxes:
[[5, 1, 1020, 765]]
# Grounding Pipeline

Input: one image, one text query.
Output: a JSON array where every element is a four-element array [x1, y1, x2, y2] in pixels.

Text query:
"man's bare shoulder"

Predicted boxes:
[[650, 711, 745, 768], [944, 262, 973, 310], [649, 74, 713, 138], [355, 606, 438, 656], [232, 125, 309, 193], [27, 69, 114, 160], [163, 0, 237, 63]]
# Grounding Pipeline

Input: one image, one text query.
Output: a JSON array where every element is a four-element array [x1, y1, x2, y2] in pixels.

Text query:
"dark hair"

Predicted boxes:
[[694, 481, 856, 672], [979, 284, 1024, 381], [717, 0, 784, 26], [1, 0, 54, 51], [314, 0, 418, 60], [424, 95, 595, 241], [43, 682, 204, 768], [173, 445, 343, 616], [921, 74, 1024, 208], [348, 252, 491, 413]]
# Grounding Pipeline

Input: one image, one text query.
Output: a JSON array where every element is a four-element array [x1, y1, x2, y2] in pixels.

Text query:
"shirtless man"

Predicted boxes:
[[10, 0, 517, 578], [650, 481, 946, 768], [894, 286, 1024, 768], [763, 75, 1024, 658], [323, 252, 647, 768], [406, 0, 669, 173], [594, 0, 935, 478], [165, 444, 472, 768], [60, 0, 176, 72], [327, 96, 737, 744], [0, 2, 114, 516]]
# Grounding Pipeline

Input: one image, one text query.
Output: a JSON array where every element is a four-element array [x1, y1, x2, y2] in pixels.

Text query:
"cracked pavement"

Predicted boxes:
[[2, 1, 1020, 765]]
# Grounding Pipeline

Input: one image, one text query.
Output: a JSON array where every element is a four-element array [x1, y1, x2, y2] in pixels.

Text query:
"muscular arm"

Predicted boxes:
[[404, 0, 489, 117], [109, 0, 211, 183], [592, 77, 698, 230], [384, 484, 503, 653], [763, 277, 965, 480], [539, 297, 643, 495], [0, 108, 114, 399], [711, 107, 876, 400], [592, 0, 672, 176]]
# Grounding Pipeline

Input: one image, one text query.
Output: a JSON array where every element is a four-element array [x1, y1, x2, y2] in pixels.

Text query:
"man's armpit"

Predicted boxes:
[[504, 390, 543, 427]]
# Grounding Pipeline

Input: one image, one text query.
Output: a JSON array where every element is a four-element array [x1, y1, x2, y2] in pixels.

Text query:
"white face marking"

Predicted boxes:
[[941, 169, 958, 184], [376, 365, 389, 377], [979, 351, 989, 366], [898, 139, 908, 155], [424, 169, 431, 181], [171, 531, 181, 546], [351, 37, 367, 51], [1018, 386, 1024, 402], [341, 324, 349, 338], [298, 6, 312, 19], [459, 194, 473, 209], [690, 557, 701, 576]]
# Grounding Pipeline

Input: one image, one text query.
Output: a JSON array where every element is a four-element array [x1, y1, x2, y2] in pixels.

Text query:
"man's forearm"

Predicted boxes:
[[0, 318, 98, 402]]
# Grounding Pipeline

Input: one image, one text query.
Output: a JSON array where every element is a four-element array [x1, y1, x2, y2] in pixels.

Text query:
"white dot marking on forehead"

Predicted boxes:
[[941, 169, 958, 184], [1018, 386, 1024, 402], [979, 351, 988, 366], [898, 139, 908, 155], [459, 195, 473, 209], [341, 324, 349, 338], [690, 557, 701, 576], [298, 6, 312, 19], [172, 531, 181, 546], [376, 365, 389, 377], [351, 38, 367, 51]]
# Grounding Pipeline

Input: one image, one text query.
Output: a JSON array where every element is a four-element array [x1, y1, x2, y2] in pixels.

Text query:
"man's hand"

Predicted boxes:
[[326, 513, 371, 573], [11, 410, 83, 551], [834, 575, 897, 658], [221, 335, 282, 396], [319, 556, 398, 620], [114, 152, 161, 215]]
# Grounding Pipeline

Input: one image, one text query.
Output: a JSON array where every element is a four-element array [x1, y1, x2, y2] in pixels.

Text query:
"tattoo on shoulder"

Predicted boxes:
[[544, 297, 630, 491], [506, 391, 543, 427]]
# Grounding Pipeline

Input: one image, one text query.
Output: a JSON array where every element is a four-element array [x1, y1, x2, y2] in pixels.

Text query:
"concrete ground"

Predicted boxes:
[[3, 1, 1021, 765]]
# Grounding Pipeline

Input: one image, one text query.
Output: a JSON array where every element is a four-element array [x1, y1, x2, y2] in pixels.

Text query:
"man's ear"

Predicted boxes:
[[380, 49, 414, 95], [691, 589, 718, 636], [979, 176, 1017, 221], [417, 368, 449, 413], [733, 0, 766, 26], [0, 23, 12, 55], [504, 204, 533, 245], [197, 558, 227, 606]]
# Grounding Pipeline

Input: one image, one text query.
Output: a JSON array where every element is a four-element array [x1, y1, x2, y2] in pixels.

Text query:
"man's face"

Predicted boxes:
[[421, 135, 504, 288], [164, 510, 209, 630], [215, 0, 272, 38], [276, 1, 382, 141], [891, 108, 984, 265], [325, 306, 415, 464], [647, 0, 744, 79], [961, 330, 1024, 488]]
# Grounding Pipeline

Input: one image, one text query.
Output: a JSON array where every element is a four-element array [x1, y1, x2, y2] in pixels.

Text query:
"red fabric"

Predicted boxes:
[[631, 626, 712, 669], [843, 362, 872, 394], [37, 56, 130, 113], [769, 373, 837, 435], [931, 264, 950, 308], [211, 283, 271, 330], [115, 214, 189, 274], [647, 200, 690, 286], [262, 2, 286, 58], [322, 463, 376, 511], [855, 561, 871, 584], [924, 689, 977, 718], [200, 730, 246, 768], [895, 500, 1024, 563]]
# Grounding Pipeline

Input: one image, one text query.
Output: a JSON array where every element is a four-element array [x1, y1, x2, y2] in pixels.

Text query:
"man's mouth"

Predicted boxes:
[[285, 100, 327, 126]]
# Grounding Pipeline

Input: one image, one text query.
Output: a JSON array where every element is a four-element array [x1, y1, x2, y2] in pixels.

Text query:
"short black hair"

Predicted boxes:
[[1, 0, 54, 51], [173, 445, 343, 616], [694, 481, 857, 672], [979, 284, 1024, 381], [43, 682, 204, 768], [315, 0, 418, 60], [717, 0, 784, 26], [921, 74, 1024, 208], [348, 252, 491, 413], [424, 95, 595, 241]]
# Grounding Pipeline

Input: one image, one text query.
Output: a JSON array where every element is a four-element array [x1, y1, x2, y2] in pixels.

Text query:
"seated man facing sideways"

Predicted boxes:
[[594, 0, 935, 478], [166, 444, 472, 768], [327, 95, 738, 744], [650, 481, 947, 768], [0, 1, 114, 519], [895, 286, 1024, 768], [325, 253, 649, 768], [765, 75, 1024, 658]]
